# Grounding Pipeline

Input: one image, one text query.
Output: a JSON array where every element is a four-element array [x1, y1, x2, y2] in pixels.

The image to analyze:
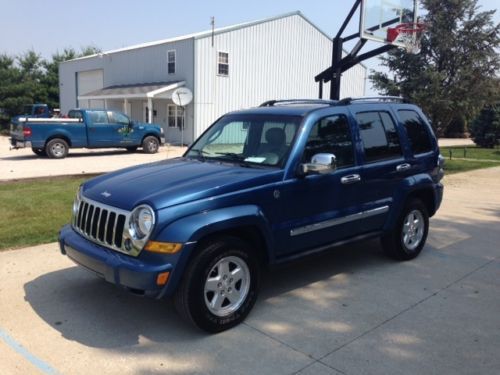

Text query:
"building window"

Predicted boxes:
[[167, 50, 176, 74], [168, 104, 184, 129], [217, 51, 229, 76]]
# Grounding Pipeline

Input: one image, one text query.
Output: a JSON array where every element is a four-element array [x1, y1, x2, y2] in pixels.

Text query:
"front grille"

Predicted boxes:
[[72, 197, 129, 253]]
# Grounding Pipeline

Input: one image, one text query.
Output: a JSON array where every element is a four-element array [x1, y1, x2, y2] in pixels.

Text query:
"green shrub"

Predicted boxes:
[[470, 105, 500, 148]]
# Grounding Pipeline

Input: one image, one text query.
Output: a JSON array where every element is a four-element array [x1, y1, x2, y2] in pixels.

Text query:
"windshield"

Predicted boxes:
[[186, 114, 302, 168]]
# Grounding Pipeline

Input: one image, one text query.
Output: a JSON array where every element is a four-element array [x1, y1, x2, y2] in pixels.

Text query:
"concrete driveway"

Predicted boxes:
[[0, 136, 186, 181], [1, 167, 499, 375]]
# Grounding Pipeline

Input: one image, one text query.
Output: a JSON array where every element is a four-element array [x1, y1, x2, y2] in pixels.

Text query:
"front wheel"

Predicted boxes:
[[142, 136, 159, 154], [381, 199, 429, 261], [45, 138, 69, 159], [174, 236, 260, 333]]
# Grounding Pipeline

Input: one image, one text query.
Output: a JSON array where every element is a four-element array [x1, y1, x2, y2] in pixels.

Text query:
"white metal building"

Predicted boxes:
[[59, 11, 367, 144]]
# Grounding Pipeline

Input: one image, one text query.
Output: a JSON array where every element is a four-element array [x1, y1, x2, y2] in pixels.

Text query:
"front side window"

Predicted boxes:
[[303, 114, 354, 169], [110, 111, 130, 125], [398, 110, 433, 154], [168, 104, 184, 129], [356, 111, 402, 162], [186, 114, 302, 167], [218, 52, 229, 76], [167, 50, 176, 74]]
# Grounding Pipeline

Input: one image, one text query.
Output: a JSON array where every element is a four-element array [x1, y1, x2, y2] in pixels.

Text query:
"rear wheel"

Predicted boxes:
[[32, 148, 46, 157], [174, 236, 260, 333], [142, 136, 159, 154], [45, 138, 69, 159], [381, 199, 429, 260]]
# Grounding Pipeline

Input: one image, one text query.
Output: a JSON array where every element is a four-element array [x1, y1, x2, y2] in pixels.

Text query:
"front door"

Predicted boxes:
[[273, 111, 365, 256], [87, 110, 126, 147]]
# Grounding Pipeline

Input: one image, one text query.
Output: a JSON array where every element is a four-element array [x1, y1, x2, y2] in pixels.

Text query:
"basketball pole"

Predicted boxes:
[[316, 0, 399, 100]]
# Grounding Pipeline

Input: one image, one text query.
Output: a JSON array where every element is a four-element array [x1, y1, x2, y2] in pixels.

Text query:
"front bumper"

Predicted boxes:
[[10, 138, 32, 149], [59, 224, 175, 298]]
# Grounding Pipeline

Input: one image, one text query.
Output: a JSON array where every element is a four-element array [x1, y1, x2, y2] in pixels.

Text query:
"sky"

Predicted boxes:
[[1, 0, 498, 94]]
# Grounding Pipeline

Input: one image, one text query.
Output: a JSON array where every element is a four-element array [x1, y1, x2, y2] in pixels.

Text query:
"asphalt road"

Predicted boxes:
[[0, 166, 499, 374]]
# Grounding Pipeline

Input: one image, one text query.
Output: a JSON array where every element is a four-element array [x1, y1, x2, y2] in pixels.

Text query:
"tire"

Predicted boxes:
[[174, 236, 260, 333], [381, 199, 429, 261], [142, 136, 159, 154], [45, 138, 69, 159], [32, 148, 46, 157], [126, 146, 138, 152]]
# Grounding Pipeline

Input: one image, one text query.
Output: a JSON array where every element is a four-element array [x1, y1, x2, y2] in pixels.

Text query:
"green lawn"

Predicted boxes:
[[0, 176, 90, 250], [441, 145, 500, 161], [445, 159, 500, 174]]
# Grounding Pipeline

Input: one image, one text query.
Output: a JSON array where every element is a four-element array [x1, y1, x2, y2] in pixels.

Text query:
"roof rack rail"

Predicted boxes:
[[337, 96, 409, 105], [259, 99, 338, 107]]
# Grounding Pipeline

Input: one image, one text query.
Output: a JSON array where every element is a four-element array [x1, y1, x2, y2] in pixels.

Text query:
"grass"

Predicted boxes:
[[441, 145, 500, 161], [0, 176, 90, 250], [441, 145, 500, 174], [444, 159, 500, 174]]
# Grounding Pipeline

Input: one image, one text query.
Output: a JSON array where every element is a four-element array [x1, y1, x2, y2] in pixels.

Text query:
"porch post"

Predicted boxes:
[[104, 99, 108, 109], [123, 98, 129, 114], [147, 98, 153, 124]]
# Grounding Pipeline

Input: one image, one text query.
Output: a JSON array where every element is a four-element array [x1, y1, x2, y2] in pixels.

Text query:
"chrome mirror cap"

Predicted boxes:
[[301, 153, 337, 175]]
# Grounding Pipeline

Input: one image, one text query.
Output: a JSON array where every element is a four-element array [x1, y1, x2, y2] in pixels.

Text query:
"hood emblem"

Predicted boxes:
[[101, 191, 111, 198]]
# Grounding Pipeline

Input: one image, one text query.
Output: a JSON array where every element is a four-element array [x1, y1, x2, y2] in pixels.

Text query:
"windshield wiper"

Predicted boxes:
[[214, 152, 253, 167], [188, 148, 212, 161]]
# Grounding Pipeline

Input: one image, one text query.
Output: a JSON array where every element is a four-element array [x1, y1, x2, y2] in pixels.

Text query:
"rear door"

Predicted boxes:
[[351, 106, 409, 229]]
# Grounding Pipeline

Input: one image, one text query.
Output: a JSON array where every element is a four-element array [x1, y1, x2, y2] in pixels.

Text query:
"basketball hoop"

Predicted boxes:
[[387, 22, 426, 54]]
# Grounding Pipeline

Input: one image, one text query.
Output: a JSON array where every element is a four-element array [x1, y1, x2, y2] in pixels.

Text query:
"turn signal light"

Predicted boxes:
[[156, 272, 170, 286], [144, 241, 182, 254]]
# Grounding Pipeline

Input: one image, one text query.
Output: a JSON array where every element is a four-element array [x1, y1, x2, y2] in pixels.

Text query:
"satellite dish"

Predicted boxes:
[[171, 87, 193, 106]]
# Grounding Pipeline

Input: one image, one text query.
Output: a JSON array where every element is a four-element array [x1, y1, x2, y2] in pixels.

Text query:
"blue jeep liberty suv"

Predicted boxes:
[[59, 97, 444, 332]]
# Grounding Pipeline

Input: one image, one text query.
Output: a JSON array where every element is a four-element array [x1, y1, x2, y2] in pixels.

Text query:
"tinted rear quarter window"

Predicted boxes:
[[398, 110, 433, 154]]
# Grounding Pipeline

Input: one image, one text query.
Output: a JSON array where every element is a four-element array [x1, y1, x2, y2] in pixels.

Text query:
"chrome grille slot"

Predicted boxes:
[[72, 196, 131, 254]]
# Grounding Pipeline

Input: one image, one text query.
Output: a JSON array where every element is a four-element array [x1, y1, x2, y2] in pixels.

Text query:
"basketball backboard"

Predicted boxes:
[[360, 0, 418, 48]]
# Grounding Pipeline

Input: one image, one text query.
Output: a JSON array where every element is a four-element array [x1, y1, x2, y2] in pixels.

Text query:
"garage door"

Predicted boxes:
[[77, 69, 104, 108]]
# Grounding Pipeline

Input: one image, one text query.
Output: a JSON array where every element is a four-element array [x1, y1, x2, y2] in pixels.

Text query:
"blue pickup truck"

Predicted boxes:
[[10, 109, 164, 158], [59, 97, 444, 332]]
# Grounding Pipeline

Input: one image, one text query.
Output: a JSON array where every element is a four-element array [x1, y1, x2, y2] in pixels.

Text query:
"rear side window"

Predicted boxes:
[[303, 114, 354, 168], [68, 110, 83, 120], [398, 110, 433, 154], [356, 111, 402, 163]]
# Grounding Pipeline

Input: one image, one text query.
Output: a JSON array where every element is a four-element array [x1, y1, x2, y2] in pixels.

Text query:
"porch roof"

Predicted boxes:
[[78, 81, 185, 100]]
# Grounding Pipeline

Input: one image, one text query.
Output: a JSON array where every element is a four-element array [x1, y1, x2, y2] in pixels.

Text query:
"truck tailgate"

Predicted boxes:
[[10, 122, 25, 141]]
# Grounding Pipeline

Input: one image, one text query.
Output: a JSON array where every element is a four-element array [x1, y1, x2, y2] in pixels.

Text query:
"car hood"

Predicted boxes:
[[82, 158, 282, 211]]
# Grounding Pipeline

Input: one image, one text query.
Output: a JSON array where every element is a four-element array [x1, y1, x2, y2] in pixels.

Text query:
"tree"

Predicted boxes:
[[0, 46, 100, 130], [469, 103, 500, 147], [370, 0, 500, 136]]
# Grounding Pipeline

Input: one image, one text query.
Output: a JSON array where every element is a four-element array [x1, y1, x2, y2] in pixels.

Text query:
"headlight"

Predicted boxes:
[[128, 205, 155, 241], [72, 186, 82, 215]]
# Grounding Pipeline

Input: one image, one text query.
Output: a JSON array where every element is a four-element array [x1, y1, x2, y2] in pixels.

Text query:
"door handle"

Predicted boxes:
[[341, 174, 361, 184], [396, 163, 411, 172]]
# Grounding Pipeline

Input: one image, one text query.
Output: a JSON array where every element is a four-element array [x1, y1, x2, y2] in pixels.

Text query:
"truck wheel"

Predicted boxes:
[[126, 146, 138, 152], [46, 138, 69, 159], [32, 148, 46, 157], [142, 136, 159, 154], [381, 199, 429, 261], [174, 236, 260, 333]]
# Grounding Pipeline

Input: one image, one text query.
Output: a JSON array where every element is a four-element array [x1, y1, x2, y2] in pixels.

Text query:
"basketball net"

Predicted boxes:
[[387, 23, 426, 54]]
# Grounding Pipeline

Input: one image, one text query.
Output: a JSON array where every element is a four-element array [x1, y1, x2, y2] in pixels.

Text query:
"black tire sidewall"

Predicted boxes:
[[183, 238, 260, 333], [45, 139, 68, 159], [389, 199, 429, 260], [142, 136, 159, 153]]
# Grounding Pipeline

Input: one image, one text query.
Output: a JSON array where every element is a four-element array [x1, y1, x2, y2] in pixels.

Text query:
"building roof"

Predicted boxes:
[[62, 11, 334, 63], [78, 81, 185, 100]]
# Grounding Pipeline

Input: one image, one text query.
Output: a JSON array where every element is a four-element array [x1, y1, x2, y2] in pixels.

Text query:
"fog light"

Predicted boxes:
[[156, 272, 170, 286]]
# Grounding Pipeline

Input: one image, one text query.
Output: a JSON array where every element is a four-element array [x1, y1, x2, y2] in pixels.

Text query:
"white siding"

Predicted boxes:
[[193, 14, 366, 138]]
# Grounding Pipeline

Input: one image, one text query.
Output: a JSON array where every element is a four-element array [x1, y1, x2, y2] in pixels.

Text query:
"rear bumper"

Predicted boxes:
[[59, 224, 175, 298], [434, 182, 444, 213], [9, 138, 31, 149]]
